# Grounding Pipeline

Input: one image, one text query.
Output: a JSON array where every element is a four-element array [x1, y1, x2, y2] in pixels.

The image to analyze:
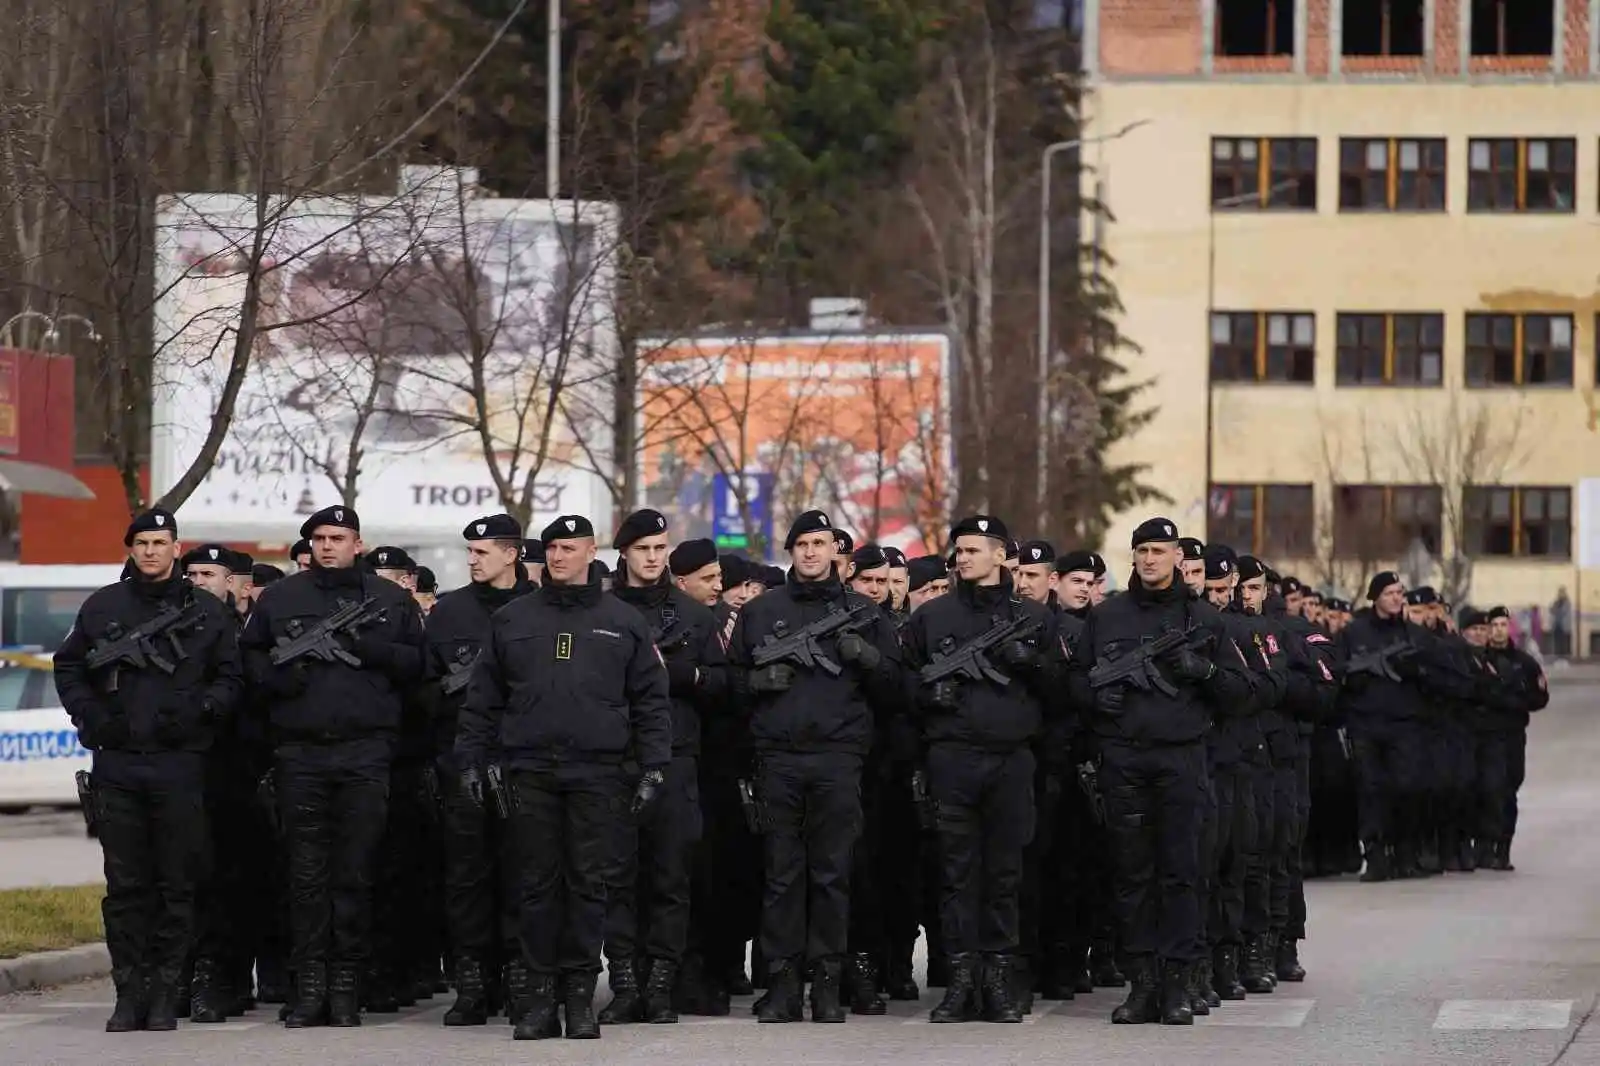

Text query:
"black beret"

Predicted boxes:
[[124, 508, 178, 546], [541, 514, 595, 544], [833, 529, 855, 555], [669, 538, 718, 577], [907, 556, 946, 591], [763, 565, 786, 589], [1004, 538, 1021, 560], [1406, 587, 1439, 606], [615, 509, 670, 550], [883, 546, 908, 569], [1265, 567, 1283, 586], [1366, 570, 1401, 601], [181, 544, 233, 571], [1018, 540, 1055, 565], [1458, 606, 1488, 629], [1487, 605, 1510, 621], [414, 566, 438, 594], [463, 513, 522, 542], [950, 514, 1008, 542], [945, 549, 958, 570], [252, 563, 285, 587], [1202, 544, 1236, 580], [1131, 516, 1180, 548], [784, 509, 835, 551], [719, 553, 748, 587], [299, 505, 358, 540], [229, 550, 254, 576], [1055, 550, 1106, 577], [1235, 554, 1268, 582], [290, 539, 311, 559], [851, 545, 889, 571], [1178, 536, 1205, 561], [366, 545, 414, 571], [1281, 575, 1304, 595], [521, 539, 546, 564]]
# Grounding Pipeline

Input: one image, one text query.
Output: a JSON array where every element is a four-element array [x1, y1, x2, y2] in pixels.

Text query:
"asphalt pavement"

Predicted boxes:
[[4, 685, 1600, 1065], [0, 813, 101, 889]]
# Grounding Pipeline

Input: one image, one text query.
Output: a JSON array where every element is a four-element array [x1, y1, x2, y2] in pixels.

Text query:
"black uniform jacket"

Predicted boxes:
[[240, 562, 425, 744], [1333, 608, 1436, 727], [726, 570, 902, 757], [612, 575, 730, 759], [457, 561, 673, 772], [423, 572, 536, 762], [1482, 641, 1550, 729], [900, 572, 1062, 753], [54, 574, 243, 753]]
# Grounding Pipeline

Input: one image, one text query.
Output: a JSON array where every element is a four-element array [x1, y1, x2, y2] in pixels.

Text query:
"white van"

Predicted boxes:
[[0, 564, 123, 812]]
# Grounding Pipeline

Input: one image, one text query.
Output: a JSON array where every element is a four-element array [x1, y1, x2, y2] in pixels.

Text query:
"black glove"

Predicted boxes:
[[748, 663, 797, 694], [632, 768, 666, 817], [460, 766, 487, 808], [77, 706, 130, 751], [1165, 645, 1216, 683], [836, 632, 882, 671], [665, 655, 699, 696], [351, 633, 391, 669], [1395, 651, 1424, 680], [1095, 686, 1125, 716], [999, 640, 1040, 671], [926, 679, 961, 711]]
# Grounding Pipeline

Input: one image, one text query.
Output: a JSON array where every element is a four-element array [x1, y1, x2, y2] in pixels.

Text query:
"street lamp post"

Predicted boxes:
[[1035, 119, 1151, 536], [547, 0, 561, 199], [0, 311, 54, 350]]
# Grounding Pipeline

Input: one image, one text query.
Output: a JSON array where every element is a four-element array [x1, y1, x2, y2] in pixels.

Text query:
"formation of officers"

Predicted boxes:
[[52, 501, 1549, 1038]]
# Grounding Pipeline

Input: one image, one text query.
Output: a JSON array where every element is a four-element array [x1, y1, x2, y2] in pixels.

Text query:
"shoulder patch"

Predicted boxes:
[[1305, 632, 1329, 644]]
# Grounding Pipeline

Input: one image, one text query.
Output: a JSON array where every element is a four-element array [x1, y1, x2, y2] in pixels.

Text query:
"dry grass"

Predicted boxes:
[[0, 884, 104, 959]]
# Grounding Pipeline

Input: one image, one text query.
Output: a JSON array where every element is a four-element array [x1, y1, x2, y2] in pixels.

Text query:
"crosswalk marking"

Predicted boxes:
[[1434, 1000, 1574, 1031], [1200, 998, 1315, 1027]]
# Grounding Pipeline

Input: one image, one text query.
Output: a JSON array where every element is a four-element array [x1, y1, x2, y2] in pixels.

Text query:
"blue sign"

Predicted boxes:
[[711, 472, 775, 556], [0, 730, 88, 762]]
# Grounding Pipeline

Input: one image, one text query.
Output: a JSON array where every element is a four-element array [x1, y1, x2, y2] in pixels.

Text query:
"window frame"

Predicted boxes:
[[1207, 483, 1316, 559], [1338, 137, 1446, 212], [1467, 137, 1576, 213], [1332, 483, 1444, 559], [1210, 310, 1316, 384], [1464, 311, 1574, 387], [1212, 136, 1318, 211], [1463, 485, 1572, 559], [1334, 312, 1444, 386]]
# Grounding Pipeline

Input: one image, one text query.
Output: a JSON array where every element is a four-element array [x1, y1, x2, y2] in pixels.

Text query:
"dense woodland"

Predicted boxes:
[[0, 0, 1160, 544]]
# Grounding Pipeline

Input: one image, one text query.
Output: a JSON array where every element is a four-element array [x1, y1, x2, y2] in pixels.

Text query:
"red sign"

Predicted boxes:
[[0, 351, 16, 456]]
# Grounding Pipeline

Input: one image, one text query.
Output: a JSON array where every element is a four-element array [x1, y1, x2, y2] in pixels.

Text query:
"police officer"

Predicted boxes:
[[1482, 605, 1548, 869], [1012, 540, 1056, 607], [671, 539, 725, 608], [457, 515, 673, 1042], [521, 540, 545, 586], [240, 505, 426, 1028], [422, 514, 533, 1025], [884, 546, 910, 614], [903, 515, 1058, 1024], [602, 511, 728, 1025], [726, 508, 903, 1023], [907, 556, 951, 608], [413, 567, 439, 617], [55, 508, 244, 1033], [1066, 518, 1254, 1026]]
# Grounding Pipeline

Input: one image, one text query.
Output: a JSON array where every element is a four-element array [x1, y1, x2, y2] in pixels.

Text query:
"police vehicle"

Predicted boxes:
[[0, 564, 122, 813]]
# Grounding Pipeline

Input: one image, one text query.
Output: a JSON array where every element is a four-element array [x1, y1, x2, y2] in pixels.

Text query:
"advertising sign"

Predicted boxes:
[[0, 353, 16, 456], [636, 333, 953, 557], [150, 179, 618, 542]]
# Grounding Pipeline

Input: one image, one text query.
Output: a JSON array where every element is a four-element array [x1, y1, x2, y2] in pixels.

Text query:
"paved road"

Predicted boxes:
[[5, 687, 1600, 1065], [0, 813, 100, 889]]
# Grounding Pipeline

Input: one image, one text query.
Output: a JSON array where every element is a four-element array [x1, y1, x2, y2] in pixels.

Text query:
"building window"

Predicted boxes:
[[1211, 137, 1318, 210], [1335, 313, 1444, 386], [1342, 0, 1426, 56], [1208, 484, 1316, 559], [1211, 311, 1316, 383], [1464, 486, 1571, 558], [1338, 138, 1446, 211], [1469, 0, 1555, 57], [1333, 484, 1443, 559], [1464, 312, 1573, 386], [1467, 138, 1576, 212], [1216, 0, 1295, 57]]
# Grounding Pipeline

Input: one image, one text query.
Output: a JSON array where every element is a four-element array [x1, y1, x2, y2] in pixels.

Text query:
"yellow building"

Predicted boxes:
[[1081, 0, 1600, 655]]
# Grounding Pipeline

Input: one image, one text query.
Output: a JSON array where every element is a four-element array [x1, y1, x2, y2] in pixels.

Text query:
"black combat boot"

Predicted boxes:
[[1492, 838, 1515, 871], [1476, 837, 1496, 870], [256, 958, 290, 1004], [1458, 837, 1477, 872], [1198, 957, 1221, 1008], [1110, 956, 1160, 1024], [597, 959, 644, 1024], [284, 962, 328, 1028], [1071, 947, 1096, 994], [845, 952, 886, 1015], [144, 971, 180, 1033], [926, 951, 950, 988], [328, 963, 362, 1026], [883, 947, 920, 1000], [562, 971, 600, 1039], [363, 965, 399, 1014], [106, 968, 148, 1034], [189, 957, 229, 1024], [981, 955, 1024, 1023], [504, 959, 533, 1026], [228, 960, 254, 1015], [1160, 960, 1194, 1025], [676, 955, 729, 1017], [1213, 945, 1247, 1001], [928, 952, 979, 1023], [443, 956, 489, 1026], [809, 956, 847, 1023], [1185, 961, 1210, 1016], [512, 973, 562, 1040], [1275, 938, 1307, 982], [1011, 956, 1033, 1015], [1038, 952, 1077, 1001], [1090, 946, 1126, 988], [1241, 935, 1275, 994], [1418, 833, 1442, 875], [1360, 841, 1390, 883], [756, 959, 804, 1023], [644, 960, 678, 1023]]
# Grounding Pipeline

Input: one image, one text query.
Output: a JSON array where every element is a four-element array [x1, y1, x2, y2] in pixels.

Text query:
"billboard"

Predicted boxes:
[[635, 332, 953, 558], [150, 177, 618, 542]]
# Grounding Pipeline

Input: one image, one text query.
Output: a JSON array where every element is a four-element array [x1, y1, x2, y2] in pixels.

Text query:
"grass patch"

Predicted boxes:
[[0, 884, 104, 959]]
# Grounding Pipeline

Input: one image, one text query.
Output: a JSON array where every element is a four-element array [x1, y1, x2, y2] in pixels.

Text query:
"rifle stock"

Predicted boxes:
[[751, 600, 876, 677]]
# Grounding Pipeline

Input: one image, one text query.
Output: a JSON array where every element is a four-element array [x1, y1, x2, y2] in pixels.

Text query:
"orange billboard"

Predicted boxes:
[[635, 332, 953, 558]]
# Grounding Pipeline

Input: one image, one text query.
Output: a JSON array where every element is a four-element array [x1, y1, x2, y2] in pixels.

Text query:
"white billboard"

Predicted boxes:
[[150, 171, 619, 543]]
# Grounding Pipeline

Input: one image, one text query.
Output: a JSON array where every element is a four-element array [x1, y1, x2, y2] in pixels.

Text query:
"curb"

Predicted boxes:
[[0, 942, 110, 995]]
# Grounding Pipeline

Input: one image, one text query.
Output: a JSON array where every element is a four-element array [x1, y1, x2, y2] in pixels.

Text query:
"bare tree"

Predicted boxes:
[[1308, 410, 1385, 601]]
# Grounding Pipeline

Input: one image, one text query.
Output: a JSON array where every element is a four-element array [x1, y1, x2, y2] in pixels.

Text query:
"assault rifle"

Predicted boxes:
[[269, 597, 386, 668], [1344, 641, 1418, 683], [440, 651, 481, 698], [1087, 623, 1203, 700], [87, 599, 210, 691], [651, 616, 692, 653], [751, 600, 877, 677], [918, 612, 1043, 688], [486, 764, 514, 819]]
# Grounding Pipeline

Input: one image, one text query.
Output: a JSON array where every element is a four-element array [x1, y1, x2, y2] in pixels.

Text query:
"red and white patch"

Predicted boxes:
[[1305, 632, 1329, 644], [1259, 648, 1272, 670], [1318, 660, 1333, 682], [1265, 633, 1280, 655], [654, 645, 666, 669]]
